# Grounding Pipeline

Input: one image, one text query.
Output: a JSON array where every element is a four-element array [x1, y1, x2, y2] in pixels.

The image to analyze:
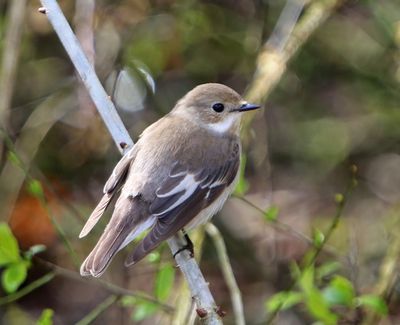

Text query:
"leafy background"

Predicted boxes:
[[0, 0, 400, 324]]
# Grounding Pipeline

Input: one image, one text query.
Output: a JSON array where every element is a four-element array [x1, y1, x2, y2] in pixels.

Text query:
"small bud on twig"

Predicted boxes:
[[215, 306, 226, 318], [196, 308, 208, 318], [38, 7, 48, 14]]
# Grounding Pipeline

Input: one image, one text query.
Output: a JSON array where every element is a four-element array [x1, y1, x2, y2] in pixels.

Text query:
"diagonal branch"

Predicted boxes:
[[205, 223, 245, 325], [0, 0, 27, 137], [38, 1, 222, 323]]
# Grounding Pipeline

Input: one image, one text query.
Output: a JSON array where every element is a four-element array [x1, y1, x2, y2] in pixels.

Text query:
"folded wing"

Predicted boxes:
[[79, 147, 137, 238], [125, 154, 240, 265]]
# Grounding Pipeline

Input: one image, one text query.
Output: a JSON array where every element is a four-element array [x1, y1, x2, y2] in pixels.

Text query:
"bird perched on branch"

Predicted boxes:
[[80, 83, 261, 277]]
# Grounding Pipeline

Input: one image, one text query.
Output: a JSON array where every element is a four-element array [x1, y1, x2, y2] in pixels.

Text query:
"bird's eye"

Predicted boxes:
[[212, 103, 224, 113]]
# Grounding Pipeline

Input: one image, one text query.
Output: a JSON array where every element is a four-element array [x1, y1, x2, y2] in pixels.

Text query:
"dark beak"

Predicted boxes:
[[231, 103, 261, 112]]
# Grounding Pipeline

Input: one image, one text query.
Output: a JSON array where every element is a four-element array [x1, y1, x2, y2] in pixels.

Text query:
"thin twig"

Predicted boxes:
[[0, 0, 27, 135], [234, 195, 340, 259], [170, 228, 206, 325], [0, 92, 74, 221], [235, 195, 313, 244], [39, 1, 222, 323], [205, 223, 245, 325], [34, 257, 174, 312], [37, 194, 81, 269], [245, 0, 344, 105], [75, 294, 119, 325], [38, 2, 132, 153], [266, 0, 307, 53], [1, 126, 86, 226], [307, 171, 357, 266], [1, 129, 81, 268], [0, 272, 55, 306], [266, 168, 356, 324]]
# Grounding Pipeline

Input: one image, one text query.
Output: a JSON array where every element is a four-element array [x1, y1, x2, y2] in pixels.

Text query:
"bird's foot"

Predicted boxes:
[[173, 233, 194, 258]]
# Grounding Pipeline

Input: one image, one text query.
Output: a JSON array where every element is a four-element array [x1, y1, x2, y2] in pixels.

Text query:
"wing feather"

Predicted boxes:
[[79, 147, 137, 238], [125, 150, 240, 265]]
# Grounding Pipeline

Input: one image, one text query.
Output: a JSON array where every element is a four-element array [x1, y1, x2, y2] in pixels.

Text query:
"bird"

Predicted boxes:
[[79, 83, 260, 277]]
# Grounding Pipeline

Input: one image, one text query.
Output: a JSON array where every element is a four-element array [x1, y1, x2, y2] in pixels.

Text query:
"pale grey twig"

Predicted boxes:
[[39, 1, 132, 153], [266, 0, 307, 53], [0, 0, 27, 131], [168, 236, 222, 324], [205, 223, 245, 325], [39, 1, 222, 323]]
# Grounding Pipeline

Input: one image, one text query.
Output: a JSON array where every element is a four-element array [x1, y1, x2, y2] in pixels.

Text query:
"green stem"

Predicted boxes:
[[266, 169, 357, 324], [34, 257, 174, 313], [75, 294, 119, 325], [1, 130, 80, 269], [0, 272, 55, 305]]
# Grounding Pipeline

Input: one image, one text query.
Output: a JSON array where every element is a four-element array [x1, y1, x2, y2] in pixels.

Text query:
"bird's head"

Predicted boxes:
[[172, 83, 261, 134]]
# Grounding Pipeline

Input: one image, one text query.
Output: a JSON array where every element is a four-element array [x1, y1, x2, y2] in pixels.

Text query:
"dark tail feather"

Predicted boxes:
[[80, 219, 133, 277], [80, 195, 154, 277], [79, 193, 113, 238]]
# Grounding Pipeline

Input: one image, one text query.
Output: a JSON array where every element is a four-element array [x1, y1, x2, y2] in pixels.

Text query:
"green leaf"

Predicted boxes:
[[36, 308, 54, 325], [266, 291, 303, 312], [323, 275, 355, 307], [316, 262, 341, 280], [234, 155, 249, 196], [264, 206, 279, 222], [27, 179, 45, 199], [155, 263, 175, 301], [299, 266, 315, 294], [1, 262, 28, 293], [305, 289, 338, 325], [132, 302, 158, 322], [312, 228, 325, 248], [0, 223, 20, 266], [356, 295, 388, 316]]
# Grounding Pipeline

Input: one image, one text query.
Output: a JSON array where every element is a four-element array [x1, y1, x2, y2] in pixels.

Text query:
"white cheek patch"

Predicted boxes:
[[206, 115, 238, 133]]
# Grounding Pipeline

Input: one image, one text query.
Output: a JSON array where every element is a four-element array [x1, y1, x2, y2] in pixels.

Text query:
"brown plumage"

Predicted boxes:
[[80, 83, 260, 277]]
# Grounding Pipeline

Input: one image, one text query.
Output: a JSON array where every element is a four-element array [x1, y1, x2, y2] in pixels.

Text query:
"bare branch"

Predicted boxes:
[[266, 0, 307, 53], [205, 223, 245, 325], [39, 1, 222, 323], [0, 0, 27, 132], [245, 0, 344, 105], [34, 257, 174, 312], [38, 1, 132, 153]]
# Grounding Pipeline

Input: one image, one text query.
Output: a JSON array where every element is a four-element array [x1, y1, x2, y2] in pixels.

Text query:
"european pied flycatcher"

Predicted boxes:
[[80, 83, 260, 277]]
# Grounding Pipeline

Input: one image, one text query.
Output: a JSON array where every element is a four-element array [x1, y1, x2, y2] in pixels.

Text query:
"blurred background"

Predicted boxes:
[[1, 0, 400, 324]]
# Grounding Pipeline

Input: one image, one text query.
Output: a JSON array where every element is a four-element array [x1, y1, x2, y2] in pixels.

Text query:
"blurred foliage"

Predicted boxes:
[[0, 223, 45, 294], [1, 0, 400, 324], [121, 296, 160, 322], [266, 262, 388, 324], [36, 308, 54, 325]]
